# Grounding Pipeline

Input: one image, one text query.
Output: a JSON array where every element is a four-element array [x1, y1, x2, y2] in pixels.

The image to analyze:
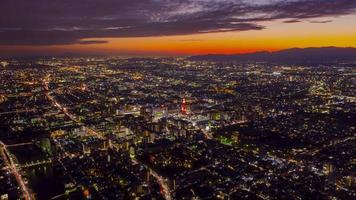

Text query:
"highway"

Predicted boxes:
[[0, 141, 33, 200]]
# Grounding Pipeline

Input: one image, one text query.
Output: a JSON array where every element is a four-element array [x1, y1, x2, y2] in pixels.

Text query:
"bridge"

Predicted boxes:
[[20, 159, 52, 169], [0, 141, 33, 200], [6, 142, 34, 147], [49, 187, 77, 200]]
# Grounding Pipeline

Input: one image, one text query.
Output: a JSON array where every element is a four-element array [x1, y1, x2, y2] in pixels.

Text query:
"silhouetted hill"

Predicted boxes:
[[189, 47, 356, 63]]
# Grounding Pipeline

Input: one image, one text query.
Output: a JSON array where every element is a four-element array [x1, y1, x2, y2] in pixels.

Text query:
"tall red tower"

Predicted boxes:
[[181, 98, 187, 114]]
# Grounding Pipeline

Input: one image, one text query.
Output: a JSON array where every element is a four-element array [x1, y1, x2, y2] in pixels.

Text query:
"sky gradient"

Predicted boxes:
[[1, 0, 356, 56]]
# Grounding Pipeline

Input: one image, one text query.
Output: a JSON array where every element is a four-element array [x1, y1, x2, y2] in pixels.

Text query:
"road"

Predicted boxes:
[[44, 78, 105, 140], [0, 109, 36, 116], [44, 75, 171, 200], [5, 142, 33, 147], [130, 157, 173, 200], [0, 141, 33, 200]]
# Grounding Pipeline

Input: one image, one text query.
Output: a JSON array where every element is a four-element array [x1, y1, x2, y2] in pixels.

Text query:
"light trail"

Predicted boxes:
[[150, 169, 172, 200], [0, 141, 32, 200], [130, 157, 172, 200], [44, 77, 105, 139]]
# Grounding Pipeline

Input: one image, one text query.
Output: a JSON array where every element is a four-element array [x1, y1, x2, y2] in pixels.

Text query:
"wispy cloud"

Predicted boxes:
[[308, 20, 333, 24], [283, 19, 302, 23], [0, 0, 355, 45]]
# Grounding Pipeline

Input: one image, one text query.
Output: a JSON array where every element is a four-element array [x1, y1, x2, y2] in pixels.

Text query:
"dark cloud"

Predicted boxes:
[[78, 40, 108, 45], [308, 20, 333, 24], [0, 0, 355, 45], [179, 39, 205, 42], [284, 19, 302, 23]]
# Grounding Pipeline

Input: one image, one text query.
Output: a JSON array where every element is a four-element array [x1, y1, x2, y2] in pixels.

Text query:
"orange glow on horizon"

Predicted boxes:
[[1, 16, 356, 57]]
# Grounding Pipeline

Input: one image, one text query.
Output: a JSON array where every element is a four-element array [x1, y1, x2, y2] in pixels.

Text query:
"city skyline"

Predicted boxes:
[[0, 1, 355, 200], [1, 0, 356, 57]]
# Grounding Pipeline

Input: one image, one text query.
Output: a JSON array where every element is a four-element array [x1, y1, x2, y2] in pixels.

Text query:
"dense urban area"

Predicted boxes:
[[0, 58, 355, 200]]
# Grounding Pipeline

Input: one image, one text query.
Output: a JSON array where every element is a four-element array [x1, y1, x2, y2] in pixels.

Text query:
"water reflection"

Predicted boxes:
[[8, 143, 65, 200], [25, 165, 65, 200]]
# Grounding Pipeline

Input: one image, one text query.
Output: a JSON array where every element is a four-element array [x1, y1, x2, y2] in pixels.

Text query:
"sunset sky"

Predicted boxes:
[[1, 0, 356, 57]]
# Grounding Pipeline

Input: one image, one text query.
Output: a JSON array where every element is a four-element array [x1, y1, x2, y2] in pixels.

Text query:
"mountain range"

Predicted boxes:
[[189, 47, 356, 63]]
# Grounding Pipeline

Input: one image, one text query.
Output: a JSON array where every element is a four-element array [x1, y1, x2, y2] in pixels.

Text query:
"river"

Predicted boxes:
[[8, 144, 65, 200]]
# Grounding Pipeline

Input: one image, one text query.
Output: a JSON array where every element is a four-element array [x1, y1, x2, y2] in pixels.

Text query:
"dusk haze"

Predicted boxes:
[[1, 0, 356, 56], [0, 1, 355, 200]]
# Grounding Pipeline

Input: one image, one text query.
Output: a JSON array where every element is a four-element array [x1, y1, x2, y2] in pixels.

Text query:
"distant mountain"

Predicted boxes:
[[189, 47, 356, 63]]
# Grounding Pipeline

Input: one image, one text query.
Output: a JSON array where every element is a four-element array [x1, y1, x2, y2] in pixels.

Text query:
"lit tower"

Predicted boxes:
[[181, 98, 187, 115]]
